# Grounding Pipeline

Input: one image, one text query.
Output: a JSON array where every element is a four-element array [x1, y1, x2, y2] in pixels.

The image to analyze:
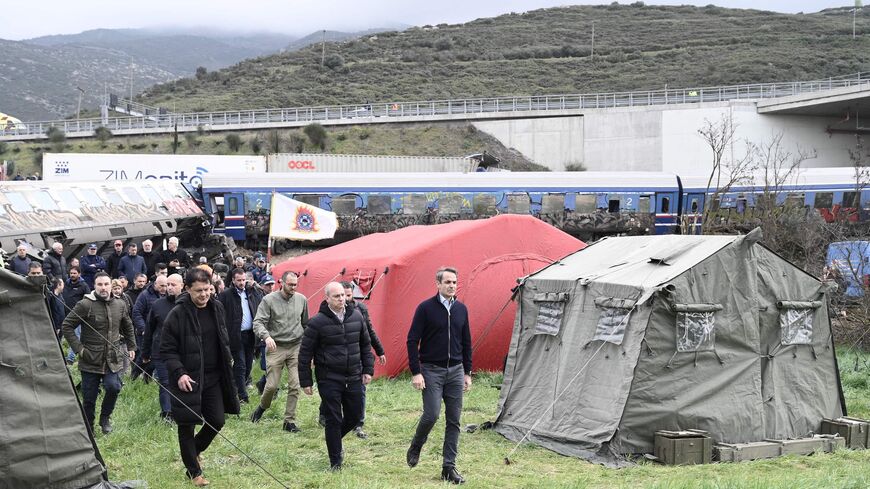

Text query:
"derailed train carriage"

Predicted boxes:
[[0, 180, 209, 261], [201, 172, 686, 250]]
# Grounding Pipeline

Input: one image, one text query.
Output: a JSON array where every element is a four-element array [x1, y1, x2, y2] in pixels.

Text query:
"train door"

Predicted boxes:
[[223, 192, 247, 242], [654, 192, 676, 234], [684, 192, 705, 234]]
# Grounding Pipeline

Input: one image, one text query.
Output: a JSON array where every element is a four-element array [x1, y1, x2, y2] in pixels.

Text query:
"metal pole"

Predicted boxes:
[[591, 22, 595, 60], [321, 30, 326, 67]]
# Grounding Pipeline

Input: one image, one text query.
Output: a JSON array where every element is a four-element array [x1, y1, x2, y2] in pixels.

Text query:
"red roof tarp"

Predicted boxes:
[[271, 215, 585, 377]]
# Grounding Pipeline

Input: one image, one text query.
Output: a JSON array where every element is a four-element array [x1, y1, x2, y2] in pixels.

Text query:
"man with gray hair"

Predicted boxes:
[[160, 236, 191, 276], [406, 266, 472, 485], [250, 271, 308, 432], [10, 243, 31, 275], [140, 239, 158, 278], [299, 281, 373, 471], [43, 242, 68, 281]]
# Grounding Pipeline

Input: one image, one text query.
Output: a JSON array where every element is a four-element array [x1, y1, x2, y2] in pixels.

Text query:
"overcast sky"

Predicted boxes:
[[1, 1, 859, 41]]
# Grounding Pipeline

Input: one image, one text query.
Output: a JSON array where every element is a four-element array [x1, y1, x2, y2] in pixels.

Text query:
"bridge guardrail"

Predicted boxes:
[[3, 72, 869, 140]]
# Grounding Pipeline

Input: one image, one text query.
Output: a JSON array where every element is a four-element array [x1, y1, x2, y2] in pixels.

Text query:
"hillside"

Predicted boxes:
[[137, 4, 870, 113]]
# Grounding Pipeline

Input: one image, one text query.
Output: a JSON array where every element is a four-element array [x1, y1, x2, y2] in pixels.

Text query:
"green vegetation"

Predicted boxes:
[[78, 348, 870, 489], [0, 123, 542, 176], [137, 4, 870, 113]]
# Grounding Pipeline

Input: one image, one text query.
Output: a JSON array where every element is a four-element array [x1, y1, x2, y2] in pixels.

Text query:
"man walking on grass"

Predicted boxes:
[[406, 266, 472, 485], [299, 282, 373, 471], [249, 271, 308, 432]]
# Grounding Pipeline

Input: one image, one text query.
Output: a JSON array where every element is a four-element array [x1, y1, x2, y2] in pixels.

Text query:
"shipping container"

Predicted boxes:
[[266, 153, 477, 173], [43, 153, 266, 186]]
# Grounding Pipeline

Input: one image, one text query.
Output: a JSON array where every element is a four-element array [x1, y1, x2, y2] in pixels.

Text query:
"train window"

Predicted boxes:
[[78, 189, 104, 207], [575, 194, 596, 213], [689, 198, 700, 213], [660, 197, 670, 214], [608, 199, 620, 213], [403, 194, 428, 215], [140, 187, 164, 207], [6, 192, 32, 212], [473, 194, 498, 215], [439, 194, 465, 214], [227, 197, 239, 215], [294, 194, 321, 208], [122, 188, 146, 205], [638, 196, 651, 213], [736, 198, 747, 214], [103, 189, 124, 206], [710, 198, 721, 212], [56, 190, 80, 210], [367, 195, 392, 214], [542, 194, 565, 214], [31, 191, 59, 211], [332, 196, 357, 215], [814, 192, 833, 209], [785, 193, 805, 208], [843, 191, 860, 208], [508, 194, 531, 214]]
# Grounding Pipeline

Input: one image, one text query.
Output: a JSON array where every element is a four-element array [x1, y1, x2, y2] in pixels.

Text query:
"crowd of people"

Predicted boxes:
[[9, 238, 473, 486]]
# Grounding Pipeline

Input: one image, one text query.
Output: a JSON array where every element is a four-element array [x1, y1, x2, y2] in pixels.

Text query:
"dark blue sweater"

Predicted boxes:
[[407, 293, 472, 375]]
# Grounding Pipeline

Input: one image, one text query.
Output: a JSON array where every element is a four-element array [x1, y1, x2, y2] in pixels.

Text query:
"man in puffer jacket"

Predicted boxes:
[[299, 282, 373, 471]]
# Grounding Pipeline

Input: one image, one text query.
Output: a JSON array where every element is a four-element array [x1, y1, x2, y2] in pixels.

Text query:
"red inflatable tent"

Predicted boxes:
[[271, 215, 584, 377]]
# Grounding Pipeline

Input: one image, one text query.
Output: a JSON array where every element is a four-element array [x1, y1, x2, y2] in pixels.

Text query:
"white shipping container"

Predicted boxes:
[[43, 153, 266, 185], [266, 153, 476, 173]]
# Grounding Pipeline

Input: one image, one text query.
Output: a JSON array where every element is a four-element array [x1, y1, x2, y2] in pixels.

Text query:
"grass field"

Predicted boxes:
[[83, 349, 870, 489]]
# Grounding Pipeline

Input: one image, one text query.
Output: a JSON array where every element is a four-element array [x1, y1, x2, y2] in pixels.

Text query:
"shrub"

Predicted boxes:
[[564, 163, 587, 171], [94, 126, 113, 143], [184, 133, 198, 148], [288, 133, 305, 153], [323, 54, 345, 70], [249, 137, 262, 154], [303, 123, 328, 150], [435, 38, 453, 51], [46, 126, 65, 145], [0, 141, 6, 155], [225, 134, 243, 152]]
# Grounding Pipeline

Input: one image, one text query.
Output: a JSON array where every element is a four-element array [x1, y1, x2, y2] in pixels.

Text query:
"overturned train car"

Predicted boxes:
[[0, 180, 209, 260]]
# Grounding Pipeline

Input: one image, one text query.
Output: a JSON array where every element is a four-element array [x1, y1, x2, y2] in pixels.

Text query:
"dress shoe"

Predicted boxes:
[[329, 464, 342, 472], [354, 426, 368, 439], [441, 467, 466, 485], [283, 422, 300, 433], [250, 405, 265, 423], [318, 414, 327, 428], [191, 475, 210, 487], [99, 417, 113, 434], [406, 444, 421, 468]]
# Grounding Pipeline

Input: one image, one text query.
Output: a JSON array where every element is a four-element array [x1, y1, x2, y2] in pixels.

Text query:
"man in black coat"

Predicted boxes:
[[160, 268, 239, 487], [63, 266, 91, 306], [106, 240, 126, 279], [299, 281, 374, 471], [42, 242, 68, 282], [217, 267, 263, 404], [143, 273, 184, 421]]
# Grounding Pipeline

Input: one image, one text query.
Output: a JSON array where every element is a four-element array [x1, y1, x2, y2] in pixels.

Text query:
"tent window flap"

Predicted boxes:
[[675, 303, 723, 352], [532, 292, 569, 335], [777, 300, 821, 346], [593, 296, 636, 345]]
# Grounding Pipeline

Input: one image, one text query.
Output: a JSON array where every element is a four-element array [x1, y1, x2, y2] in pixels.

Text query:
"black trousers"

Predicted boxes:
[[177, 372, 225, 479], [318, 378, 364, 466], [232, 330, 256, 401]]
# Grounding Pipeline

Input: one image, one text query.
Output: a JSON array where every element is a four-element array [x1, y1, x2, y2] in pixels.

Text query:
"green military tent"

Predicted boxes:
[[0, 269, 134, 488], [494, 230, 846, 466]]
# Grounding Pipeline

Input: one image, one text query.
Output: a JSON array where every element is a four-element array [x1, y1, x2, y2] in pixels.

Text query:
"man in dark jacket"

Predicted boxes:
[[126, 273, 149, 305], [143, 273, 183, 421], [118, 243, 147, 284], [63, 266, 91, 306], [160, 236, 191, 276], [131, 275, 167, 381], [406, 267, 472, 485], [160, 267, 239, 486], [217, 267, 263, 404], [140, 239, 158, 278], [61, 272, 136, 434], [42, 242, 68, 281], [80, 243, 107, 288], [106, 240, 125, 278], [10, 243, 32, 275], [299, 282, 374, 471]]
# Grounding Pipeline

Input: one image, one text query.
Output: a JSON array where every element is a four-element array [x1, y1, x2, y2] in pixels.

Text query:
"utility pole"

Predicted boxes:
[[129, 56, 134, 101], [75, 86, 85, 119], [321, 30, 326, 67], [854, 0, 863, 40], [591, 21, 595, 60]]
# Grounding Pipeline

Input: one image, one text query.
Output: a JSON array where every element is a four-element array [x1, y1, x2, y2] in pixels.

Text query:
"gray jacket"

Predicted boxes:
[[252, 290, 308, 345]]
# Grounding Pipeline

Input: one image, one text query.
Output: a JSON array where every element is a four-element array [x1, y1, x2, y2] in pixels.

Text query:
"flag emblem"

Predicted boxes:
[[293, 206, 320, 233]]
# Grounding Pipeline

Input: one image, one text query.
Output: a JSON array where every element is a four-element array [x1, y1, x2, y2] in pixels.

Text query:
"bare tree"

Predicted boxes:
[[753, 131, 817, 215], [696, 113, 756, 234]]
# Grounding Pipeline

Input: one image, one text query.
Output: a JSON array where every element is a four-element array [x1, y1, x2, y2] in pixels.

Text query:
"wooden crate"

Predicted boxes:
[[821, 417, 869, 449], [654, 430, 712, 465]]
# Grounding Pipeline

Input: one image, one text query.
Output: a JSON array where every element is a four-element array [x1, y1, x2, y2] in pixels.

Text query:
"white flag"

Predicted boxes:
[[269, 193, 338, 241]]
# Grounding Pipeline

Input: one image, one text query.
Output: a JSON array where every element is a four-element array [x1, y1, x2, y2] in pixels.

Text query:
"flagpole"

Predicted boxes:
[[267, 189, 275, 263]]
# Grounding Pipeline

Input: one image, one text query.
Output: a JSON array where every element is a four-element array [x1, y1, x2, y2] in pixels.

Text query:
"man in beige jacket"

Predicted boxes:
[[250, 271, 308, 432]]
